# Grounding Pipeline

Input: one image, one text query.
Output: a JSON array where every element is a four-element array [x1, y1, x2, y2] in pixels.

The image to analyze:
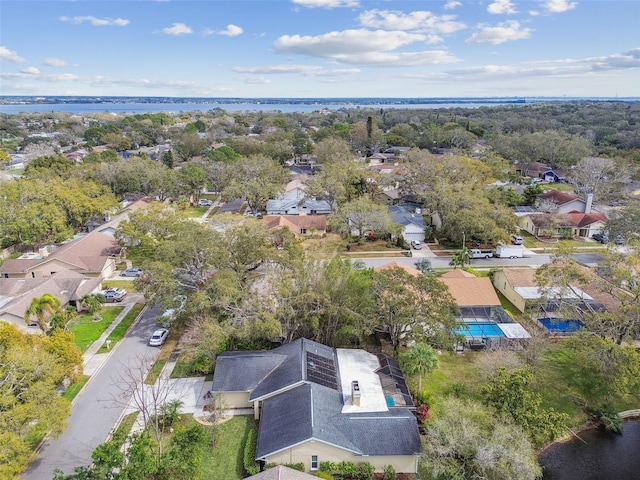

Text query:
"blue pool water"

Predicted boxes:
[[539, 318, 582, 333], [452, 322, 505, 338]]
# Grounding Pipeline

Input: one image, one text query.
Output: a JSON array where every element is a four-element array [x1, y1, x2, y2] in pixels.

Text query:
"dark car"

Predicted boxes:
[[592, 233, 608, 244]]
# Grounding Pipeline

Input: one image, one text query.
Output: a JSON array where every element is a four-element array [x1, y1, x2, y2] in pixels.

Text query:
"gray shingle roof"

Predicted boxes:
[[212, 352, 286, 392], [388, 205, 426, 228]]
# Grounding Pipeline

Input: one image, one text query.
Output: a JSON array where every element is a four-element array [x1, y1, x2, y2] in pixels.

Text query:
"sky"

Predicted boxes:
[[1, 0, 639, 98]]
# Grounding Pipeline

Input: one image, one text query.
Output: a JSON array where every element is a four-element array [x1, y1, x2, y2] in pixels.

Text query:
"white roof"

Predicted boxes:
[[336, 348, 388, 414], [513, 286, 593, 301], [497, 323, 532, 339]]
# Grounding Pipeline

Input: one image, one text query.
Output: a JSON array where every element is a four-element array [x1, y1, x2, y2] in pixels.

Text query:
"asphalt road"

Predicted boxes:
[[360, 252, 604, 269], [22, 305, 163, 479]]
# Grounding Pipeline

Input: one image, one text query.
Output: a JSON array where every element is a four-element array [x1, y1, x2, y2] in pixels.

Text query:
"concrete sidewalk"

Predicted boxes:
[[82, 294, 145, 377]]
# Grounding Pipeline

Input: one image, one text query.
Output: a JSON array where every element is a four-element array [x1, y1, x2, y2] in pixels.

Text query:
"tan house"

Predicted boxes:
[[263, 215, 327, 238], [438, 269, 502, 308], [211, 339, 421, 474], [519, 212, 607, 239], [0, 271, 103, 330], [493, 268, 539, 313], [0, 230, 123, 280], [375, 261, 421, 277]]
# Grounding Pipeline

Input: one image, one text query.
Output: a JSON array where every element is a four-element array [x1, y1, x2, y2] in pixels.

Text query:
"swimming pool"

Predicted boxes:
[[453, 322, 505, 338], [538, 317, 582, 333]]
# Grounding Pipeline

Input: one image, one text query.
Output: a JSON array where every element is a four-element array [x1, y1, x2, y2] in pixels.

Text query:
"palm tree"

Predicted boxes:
[[400, 343, 439, 394], [81, 293, 105, 321], [25, 294, 63, 332]]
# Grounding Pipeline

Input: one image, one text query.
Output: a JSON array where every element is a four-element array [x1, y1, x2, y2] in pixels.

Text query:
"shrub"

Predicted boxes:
[[243, 427, 260, 475], [319, 460, 374, 480], [315, 472, 334, 480], [382, 465, 397, 480], [285, 463, 306, 471]]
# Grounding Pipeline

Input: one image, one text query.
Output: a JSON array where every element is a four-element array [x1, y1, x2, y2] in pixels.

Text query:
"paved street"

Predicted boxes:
[[22, 300, 162, 479]]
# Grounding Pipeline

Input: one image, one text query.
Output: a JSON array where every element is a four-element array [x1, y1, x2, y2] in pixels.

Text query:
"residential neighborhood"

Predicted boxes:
[[1, 101, 639, 480]]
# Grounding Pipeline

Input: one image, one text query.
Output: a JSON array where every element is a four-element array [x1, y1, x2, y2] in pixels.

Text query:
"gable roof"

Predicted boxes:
[[528, 212, 607, 229], [538, 190, 581, 206], [438, 273, 501, 307], [498, 268, 538, 287], [214, 338, 421, 461], [263, 215, 327, 232]]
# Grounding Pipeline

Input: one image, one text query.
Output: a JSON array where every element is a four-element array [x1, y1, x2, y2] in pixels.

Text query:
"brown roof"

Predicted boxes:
[[375, 261, 421, 277], [441, 269, 475, 278], [538, 190, 580, 205], [529, 212, 607, 229], [0, 230, 121, 275], [245, 466, 317, 480], [263, 215, 327, 232], [438, 275, 501, 307], [499, 268, 538, 287]]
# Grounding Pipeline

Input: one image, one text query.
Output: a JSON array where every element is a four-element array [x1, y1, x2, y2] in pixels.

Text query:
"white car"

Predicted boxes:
[[101, 288, 127, 303], [198, 199, 213, 207], [149, 328, 169, 346], [411, 240, 422, 250]]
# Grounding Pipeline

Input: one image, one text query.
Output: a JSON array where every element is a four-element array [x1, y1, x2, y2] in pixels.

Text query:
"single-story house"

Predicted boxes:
[[388, 205, 426, 243], [374, 261, 421, 277], [439, 270, 530, 348], [519, 212, 607, 239], [263, 215, 327, 238], [0, 230, 124, 280], [374, 189, 401, 206], [211, 338, 421, 474], [0, 271, 103, 330], [266, 187, 333, 216], [541, 168, 568, 183], [514, 162, 551, 178]]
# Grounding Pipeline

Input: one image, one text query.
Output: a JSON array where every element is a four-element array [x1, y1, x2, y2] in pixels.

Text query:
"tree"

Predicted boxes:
[[570, 156, 632, 203], [81, 293, 105, 320], [449, 247, 470, 269], [329, 196, 398, 242], [0, 323, 81, 478], [481, 367, 569, 447], [400, 343, 438, 394], [25, 293, 63, 331], [305, 161, 367, 209], [313, 137, 353, 164], [414, 258, 433, 274], [420, 397, 542, 480], [373, 266, 458, 351], [172, 132, 208, 162], [220, 155, 289, 214]]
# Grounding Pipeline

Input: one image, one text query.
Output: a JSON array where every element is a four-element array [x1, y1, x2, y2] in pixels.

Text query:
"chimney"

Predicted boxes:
[[351, 380, 361, 406], [38, 247, 49, 258], [585, 193, 593, 214]]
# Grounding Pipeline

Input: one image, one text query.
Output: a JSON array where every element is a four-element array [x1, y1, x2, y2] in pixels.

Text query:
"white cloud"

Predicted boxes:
[[232, 64, 360, 76], [332, 50, 461, 67], [20, 66, 40, 75], [444, 1, 461, 10], [358, 9, 466, 34], [487, 0, 518, 15], [240, 76, 271, 84], [291, 0, 359, 8], [43, 57, 69, 67], [0, 46, 26, 62], [59, 15, 129, 26], [218, 24, 243, 36], [590, 48, 640, 71], [466, 21, 533, 44], [275, 29, 426, 57], [542, 0, 577, 13], [161, 23, 193, 35]]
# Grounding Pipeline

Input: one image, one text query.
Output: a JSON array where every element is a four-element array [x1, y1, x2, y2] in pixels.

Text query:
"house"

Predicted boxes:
[[492, 267, 605, 314], [374, 261, 421, 277], [514, 162, 551, 178], [266, 187, 333, 216], [519, 212, 608, 239], [536, 191, 593, 214], [438, 270, 530, 349], [374, 188, 401, 206], [541, 168, 568, 183], [0, 271, 103, 330], [0, 230, 124, 280], [211, 338, 421, 473], [263, 215, 327, 238], [388, 205, 426, 244]]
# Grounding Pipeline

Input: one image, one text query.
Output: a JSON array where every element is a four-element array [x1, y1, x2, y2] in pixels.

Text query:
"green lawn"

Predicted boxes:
[[68, 306, 124, 351], [201, 416, 253, 480], [102, 279, 139, 292], [97, 303, 145, 353], [183, 206, 209, 218], [62, 375, 90, 402]]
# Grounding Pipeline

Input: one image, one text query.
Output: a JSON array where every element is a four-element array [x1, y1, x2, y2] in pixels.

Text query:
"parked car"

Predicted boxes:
[[592, 232, 609, 244], [120, 267, 143, 277], [511, 234, 524, 245], [614, 235, 625, 245], [198, 199, 213, 207], [149, 328, 169, 346], [411, 240, 422, 250], [102, 288, 127, 303]]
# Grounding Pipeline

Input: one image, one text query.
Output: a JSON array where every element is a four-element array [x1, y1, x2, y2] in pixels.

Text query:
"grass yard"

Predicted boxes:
[[62, 375, 90, 402], [102, 279, 138, 292], [68, 306, 124, 351], [97, 303, 145, 353], [145, 360, 166, 384], [200, 416, 253, 480], [183, 206, 209, 218]]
